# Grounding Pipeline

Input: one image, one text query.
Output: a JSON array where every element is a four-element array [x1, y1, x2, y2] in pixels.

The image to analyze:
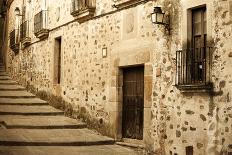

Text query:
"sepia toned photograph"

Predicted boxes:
[[0, 0, 231, 154]]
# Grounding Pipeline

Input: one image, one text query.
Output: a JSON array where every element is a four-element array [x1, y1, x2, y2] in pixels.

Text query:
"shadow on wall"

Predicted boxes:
[[26, 85, 116, 138]]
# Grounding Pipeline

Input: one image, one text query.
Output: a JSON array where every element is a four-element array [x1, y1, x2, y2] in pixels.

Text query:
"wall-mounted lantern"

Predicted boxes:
[[151, 7, 170, 34], [14, 7, 23, 16]]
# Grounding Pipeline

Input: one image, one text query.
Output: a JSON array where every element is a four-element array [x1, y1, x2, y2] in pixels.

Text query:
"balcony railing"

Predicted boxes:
[[71, 0, 95, 12], [20, 20, 31, 46], [70, 0, 95, 22], [175, 47, 213, 91], [20, 21, 29, 40], [10, 29, 19, 53], [34, 10, 49, 39]]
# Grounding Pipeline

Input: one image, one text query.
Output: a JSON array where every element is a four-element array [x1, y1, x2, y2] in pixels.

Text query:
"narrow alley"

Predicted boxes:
[[1, 0, 232, 154]]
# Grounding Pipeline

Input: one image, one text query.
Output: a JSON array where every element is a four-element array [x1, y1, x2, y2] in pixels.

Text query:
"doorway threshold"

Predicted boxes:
[[116, 138, 145, 149]]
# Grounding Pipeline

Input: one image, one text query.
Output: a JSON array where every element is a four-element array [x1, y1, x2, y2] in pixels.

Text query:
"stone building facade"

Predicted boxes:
[[0, 0, 7, 63], [2, 0, 232, 154]]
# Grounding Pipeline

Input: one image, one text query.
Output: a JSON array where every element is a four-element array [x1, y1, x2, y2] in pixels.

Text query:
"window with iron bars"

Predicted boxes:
[[9, 29, 20, 52], [176, 47, 212, 86], [175, 7, 213, 91], [70, 0, 95, 14], [34, 10, 47, 34], [20, 20, 29, 41]]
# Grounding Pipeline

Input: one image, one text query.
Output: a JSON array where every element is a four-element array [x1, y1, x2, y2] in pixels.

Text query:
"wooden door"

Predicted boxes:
[[122, 66, 144, 140]]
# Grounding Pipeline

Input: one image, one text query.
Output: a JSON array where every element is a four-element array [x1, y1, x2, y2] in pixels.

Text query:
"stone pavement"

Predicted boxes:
[[0, 64, 141, 155]]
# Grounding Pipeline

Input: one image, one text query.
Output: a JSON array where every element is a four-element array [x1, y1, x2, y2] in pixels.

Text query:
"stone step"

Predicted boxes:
[[0, 80, 18, 85], [0, 105, 64, 115], [0, 72, 6, 74], [0, 76, 11, 80], [0, 115, 86, 129], [0, 73, 8, 76], [0, 85, 25, 91], [0, 145, 139, 155], [0, 91, 35, 98], [116, 141, 145, 149], [0, 98, 48, 105], [0, 129, 114, 146]]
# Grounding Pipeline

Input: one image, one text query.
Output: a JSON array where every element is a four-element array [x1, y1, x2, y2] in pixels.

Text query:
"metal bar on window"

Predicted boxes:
[[175, 46, 212, 86]]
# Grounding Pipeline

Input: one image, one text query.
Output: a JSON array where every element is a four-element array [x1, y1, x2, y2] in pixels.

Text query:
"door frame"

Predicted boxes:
[[116, 63, 152, 144], [122, 65, 144, 140]]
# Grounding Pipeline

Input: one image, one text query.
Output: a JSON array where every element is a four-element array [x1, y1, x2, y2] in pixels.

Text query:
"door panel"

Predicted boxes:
[[122, 66, 144, 140]]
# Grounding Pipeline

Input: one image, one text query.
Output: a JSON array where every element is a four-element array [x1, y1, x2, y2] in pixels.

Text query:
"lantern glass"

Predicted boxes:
[[151, 13, 157, 23], [157, 13, 164, 23], [151, 7, 165, 24], [151, 6, 170, 33]]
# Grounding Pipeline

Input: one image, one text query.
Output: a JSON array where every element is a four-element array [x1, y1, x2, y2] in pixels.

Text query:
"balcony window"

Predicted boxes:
[[70, 0, 96, 23], [34, 10, 49, 39], [10, 29, 20, 53], [20, 20, 31, 46], [175, 7, 213, 92]]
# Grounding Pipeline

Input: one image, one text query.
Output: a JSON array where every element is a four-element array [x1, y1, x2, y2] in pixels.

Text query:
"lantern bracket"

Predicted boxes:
[[151, 7, 171, 34]]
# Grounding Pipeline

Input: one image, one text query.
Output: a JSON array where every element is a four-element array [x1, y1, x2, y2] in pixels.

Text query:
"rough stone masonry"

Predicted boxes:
[[1, 0, 232, 154]]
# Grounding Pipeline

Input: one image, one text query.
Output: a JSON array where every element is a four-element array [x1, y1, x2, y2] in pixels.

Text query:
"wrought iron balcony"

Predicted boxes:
[[34, 10, 49, 39], [20, 20, 31, 46], [70, 0, 95, 23], [10, 29, 19, 53], [175, 47, 213, 92]]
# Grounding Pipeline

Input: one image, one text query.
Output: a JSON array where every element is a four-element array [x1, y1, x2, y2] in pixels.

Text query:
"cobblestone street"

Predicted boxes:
[[0, 64, 140, 155]]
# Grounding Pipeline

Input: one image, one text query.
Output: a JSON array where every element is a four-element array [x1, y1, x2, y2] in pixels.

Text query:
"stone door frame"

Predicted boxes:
[[113, 62, 153, 146]]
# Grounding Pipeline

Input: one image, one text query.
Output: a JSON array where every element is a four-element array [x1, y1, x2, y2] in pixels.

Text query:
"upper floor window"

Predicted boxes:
[[192, 8, 207, 51], [70, 0, 96, 23], [34, 0, 49, 39], [34, 10, 49, 39], [71, 0, 95, 11], [175, 7, 213, 92], [9, 29, 20, 53], [20, 2, 31, 46], [9, 7, 22, 53]]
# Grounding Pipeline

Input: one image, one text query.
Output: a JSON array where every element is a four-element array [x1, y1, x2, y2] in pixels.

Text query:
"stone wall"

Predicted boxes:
[[5, 0, 232, 154]]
